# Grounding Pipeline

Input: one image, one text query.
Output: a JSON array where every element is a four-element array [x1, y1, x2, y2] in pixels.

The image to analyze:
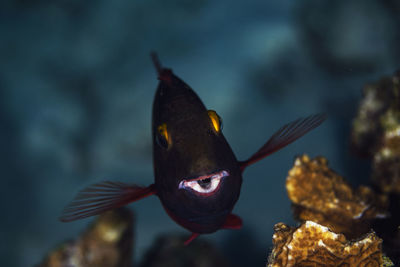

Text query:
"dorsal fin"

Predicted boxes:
[[151, 52, 173, 83]]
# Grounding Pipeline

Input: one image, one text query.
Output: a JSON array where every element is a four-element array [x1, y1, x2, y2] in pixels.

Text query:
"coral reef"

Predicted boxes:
[[373, 119, 400, 193], [276, 70, 400, 265], [38, 208, 133, 267], [351, 70, 400, 193], [267, 221, 384, 267], [350, 70, 400, 264], [286, 154, 387, 239], [139, 235, 230, 267]]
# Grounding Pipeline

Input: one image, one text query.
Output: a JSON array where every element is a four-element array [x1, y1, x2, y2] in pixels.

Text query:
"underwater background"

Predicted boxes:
[[2, 0, 400, 266]]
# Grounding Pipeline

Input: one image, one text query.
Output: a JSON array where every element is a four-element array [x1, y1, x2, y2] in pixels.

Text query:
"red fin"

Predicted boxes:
[[239, 113, 326, 172], [184, 233, 199, 246], [60, 182, 156, 222], [151, 52, 173, 83], [222, 214, 243, 229]]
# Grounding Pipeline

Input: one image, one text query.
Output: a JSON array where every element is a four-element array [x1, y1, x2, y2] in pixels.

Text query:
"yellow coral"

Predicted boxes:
[[286, 155, 387, 239], [268, 221, 383, 267]]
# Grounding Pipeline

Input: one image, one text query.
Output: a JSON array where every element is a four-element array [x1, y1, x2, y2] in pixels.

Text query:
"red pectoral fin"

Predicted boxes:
[[223, 214, 243, 230], [239, 113, 326, 172], [59, 182, 156, 222]]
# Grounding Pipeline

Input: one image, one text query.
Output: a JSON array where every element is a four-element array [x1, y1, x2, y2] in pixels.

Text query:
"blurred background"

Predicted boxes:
[[1, 0, 400, 266]]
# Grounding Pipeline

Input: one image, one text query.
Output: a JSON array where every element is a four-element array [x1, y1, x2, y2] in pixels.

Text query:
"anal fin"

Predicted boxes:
[[222, 214, 243, 230]]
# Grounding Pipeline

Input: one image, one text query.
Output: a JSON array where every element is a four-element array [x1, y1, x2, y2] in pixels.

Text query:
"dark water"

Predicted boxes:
[[1, 0, 399, 266]]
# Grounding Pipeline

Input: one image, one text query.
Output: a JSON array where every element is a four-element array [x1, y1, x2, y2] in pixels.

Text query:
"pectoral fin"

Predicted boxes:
[[60, 181, 156, 222], [239, 114, 326, 172]]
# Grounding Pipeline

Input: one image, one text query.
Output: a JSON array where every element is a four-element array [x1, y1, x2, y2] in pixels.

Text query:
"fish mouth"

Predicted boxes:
[[178, 170, 229, 196]]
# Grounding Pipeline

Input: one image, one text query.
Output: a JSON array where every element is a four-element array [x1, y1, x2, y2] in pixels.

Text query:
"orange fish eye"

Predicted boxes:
[[208, 110, 223, 133], [156, 123, 171, 149]]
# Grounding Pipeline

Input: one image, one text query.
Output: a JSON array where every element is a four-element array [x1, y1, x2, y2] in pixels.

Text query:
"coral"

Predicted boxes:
[[37, 208, 133, 267], [349, 69, 400, 265], [267, 221, 383, 267], [351, 70, 400, 193], [139, 234, 230, 267], [351, 72, 400, 156], [286, 155, 387, 239], [372, 109, 400, 193], [383, 256, 395, 267]]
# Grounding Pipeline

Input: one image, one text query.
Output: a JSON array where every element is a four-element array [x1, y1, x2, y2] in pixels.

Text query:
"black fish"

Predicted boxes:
[[60, 53, 325, 245]]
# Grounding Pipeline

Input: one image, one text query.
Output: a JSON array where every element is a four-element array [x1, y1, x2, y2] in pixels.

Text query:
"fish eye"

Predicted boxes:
[[156, 123, 171, 149], [208, 110, 223, 133]]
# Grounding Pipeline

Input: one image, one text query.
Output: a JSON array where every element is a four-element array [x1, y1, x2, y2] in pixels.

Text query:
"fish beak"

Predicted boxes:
[[178, 170, 229, 196]]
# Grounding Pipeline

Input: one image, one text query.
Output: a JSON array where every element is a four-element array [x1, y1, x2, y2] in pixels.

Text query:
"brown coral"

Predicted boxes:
[[351, 70, 400, 193], [267, 221, 383, 267], [38, 208, 133, 267], [351, 71, 400, 157], [286, 155, 387, 239], [350, 69, 400, 265], [372, 110, 400, 193]]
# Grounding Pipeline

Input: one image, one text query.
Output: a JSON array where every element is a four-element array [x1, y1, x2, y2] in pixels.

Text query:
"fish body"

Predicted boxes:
[[152, 67, 242, 234], [60, 53, 325, 244]]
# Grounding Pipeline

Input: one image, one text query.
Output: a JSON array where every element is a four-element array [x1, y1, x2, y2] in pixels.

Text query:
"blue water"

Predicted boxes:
[[1, 0, 399, 266]]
